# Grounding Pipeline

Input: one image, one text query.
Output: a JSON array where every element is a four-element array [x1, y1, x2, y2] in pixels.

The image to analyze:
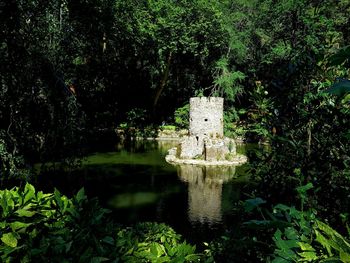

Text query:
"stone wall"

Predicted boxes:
[[177, 135, 204, 159], [189, 97, 224, 138]]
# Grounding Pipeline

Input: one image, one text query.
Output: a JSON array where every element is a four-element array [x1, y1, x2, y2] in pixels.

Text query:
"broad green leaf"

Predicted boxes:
[[342, 94, 350, 104], [285, 227, 299, 240], [185, 254, 201, 261], [10, 221, 31, 232], [298, 242, 315, 251], [76, 188, 86, 203], [274, 204, 292, 212], [0, 193, 8, 216], [274, 248, 298, 260], [275, 239, 299, 250], [1, 233, 18, 248], [15, 208, 36, 217], [125, 247, 134, 255], [324, 80, 350, 97], [150, 243, 165, 257], [340, 251, 350, 262], [154, 257, 170, 263], [23, 183, 35, 205], [317, 220, 350, 254], [296, 183, 313, 195], [315, 229, 333, 256], [243, 197, 266, 212], [102, 236, 114, 245], [60, 196, 69, 213], [298, 251, 318, 260], [328, 46, 350, 66], [0, 191, 14, 216], [65, 241, 72, 253], [54, 189, 63, 209]]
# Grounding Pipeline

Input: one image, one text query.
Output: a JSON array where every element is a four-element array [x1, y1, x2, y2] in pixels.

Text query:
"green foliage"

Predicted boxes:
[[241, 183, 350, 263], [0, 183, 200, 262], [2, 0, 350, 261], [174, 104, 190, 129], [246, 82, 274, 140], [116, 222, 200, 262], [244, 198, 266, 213], [0, 135, 30, 182], [126, 108, 148, 128], [212, 57, 246, 102], [270, 213, 350, 262], [223, 108, 241, 137], [114, 0, 228, 113], [0, 183, 73, 261], [325, 80, 350, 97], [328, 45, 350, 68], [248, 81, 350, 222]]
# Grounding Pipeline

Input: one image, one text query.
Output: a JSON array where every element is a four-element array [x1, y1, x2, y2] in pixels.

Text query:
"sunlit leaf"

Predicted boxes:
[[298, 242, 315, 251], [1, 233, 18, 248], [10, 221, 31, 232], [15, 208, 35, 217], [297, 251, 318, 260], [23, 183, 35, 205], [340, 251, 350, 262]]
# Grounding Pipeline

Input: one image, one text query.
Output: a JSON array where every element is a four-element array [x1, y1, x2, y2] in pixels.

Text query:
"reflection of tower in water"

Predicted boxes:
[[177, 165, 236, 225]]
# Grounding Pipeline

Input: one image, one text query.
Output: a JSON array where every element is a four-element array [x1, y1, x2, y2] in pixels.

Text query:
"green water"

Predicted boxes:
[[39, 140, 256, 244]]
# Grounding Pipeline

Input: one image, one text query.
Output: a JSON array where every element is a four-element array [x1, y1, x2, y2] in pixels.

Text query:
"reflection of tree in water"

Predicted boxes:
[[116, 140, 174, 153], [177, 165, 236, 225]]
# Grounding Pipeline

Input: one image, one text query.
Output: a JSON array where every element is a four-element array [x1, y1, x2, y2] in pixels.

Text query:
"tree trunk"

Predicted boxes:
[[307, 120, 312, 157], [152, 51, 172, 116]]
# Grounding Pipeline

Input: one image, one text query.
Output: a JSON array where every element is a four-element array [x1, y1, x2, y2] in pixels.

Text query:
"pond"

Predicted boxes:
[[38, 140, 257, 245]]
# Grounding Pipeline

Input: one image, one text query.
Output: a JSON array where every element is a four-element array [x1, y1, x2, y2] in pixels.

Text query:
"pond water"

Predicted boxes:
[[38, 140, 257, 244]]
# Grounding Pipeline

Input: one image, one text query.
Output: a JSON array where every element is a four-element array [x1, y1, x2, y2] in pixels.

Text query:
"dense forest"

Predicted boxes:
[[1, 0, 350, 262]]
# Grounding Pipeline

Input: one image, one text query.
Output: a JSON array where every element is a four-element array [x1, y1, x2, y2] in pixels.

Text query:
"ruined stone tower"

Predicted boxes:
[[166, 96, 246, 164], [189, 97, 224, 138]]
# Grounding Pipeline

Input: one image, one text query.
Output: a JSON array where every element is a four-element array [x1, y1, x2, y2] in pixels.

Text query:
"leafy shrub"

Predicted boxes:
[[0, 183, 114, 262], [174, 104, 190, 129], [126, 108, 148, 127], [116, 222, 200, 262], [242, 184, 350, 263], [223, 108, 242, 138], [0, 134, 31, 182], [0, 183, 200, 262], [246, 82, 274, 141]]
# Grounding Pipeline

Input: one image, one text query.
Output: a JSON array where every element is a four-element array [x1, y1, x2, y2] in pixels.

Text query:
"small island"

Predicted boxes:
[[166, 97, 247, 166]]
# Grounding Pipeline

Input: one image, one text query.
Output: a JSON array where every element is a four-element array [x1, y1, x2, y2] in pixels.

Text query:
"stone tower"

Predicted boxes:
[[189, 97, 224, 138], [166, 96, 244, 162]]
